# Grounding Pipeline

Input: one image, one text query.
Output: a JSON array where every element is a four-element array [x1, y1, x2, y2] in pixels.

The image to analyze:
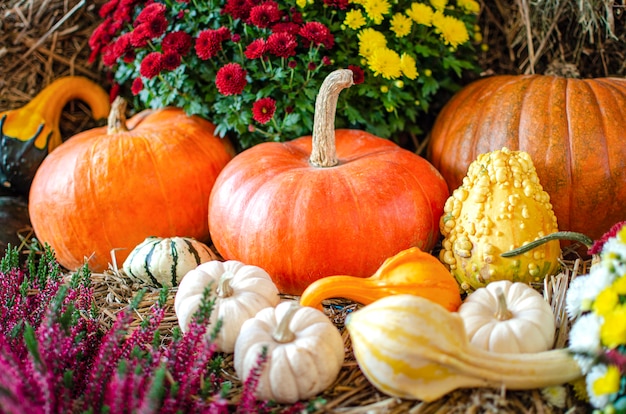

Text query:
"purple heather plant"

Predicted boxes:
[[0, 244, 323, 414]]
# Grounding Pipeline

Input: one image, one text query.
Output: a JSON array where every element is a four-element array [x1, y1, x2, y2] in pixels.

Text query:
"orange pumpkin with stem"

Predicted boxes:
[[208, 69, 449, 295], [29, 98, 234, 272]]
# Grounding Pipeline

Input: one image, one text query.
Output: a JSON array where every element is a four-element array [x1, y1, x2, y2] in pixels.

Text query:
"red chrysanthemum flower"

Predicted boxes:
[[349, 65, 365, 84], [231, 33, 241, 43], [323, 0, 349, 9], [109, 82, 120, 102], [130, 24, 151, 48], [290, 9, 304, 24], [112, 33, 134, 60], [299, 22, 332, 47], [244, 39, 266, 59], [98, 0, 119, 18], [101, 45, 118, 67], [161, 52, 182, 71], [322, 56, 332, 65], [215, 63, 247, 96], [122, 50, 136, 63], [248, 1, 281, 28], [271, 22, 300, 36], [195, 28, 228, 60], [134, 3, 167, 27], [252, 97, 276, 124], [137, 15, 168, 39], [287, 59, 297, 69], [266, 32, 298, 58], [588, 221, 626, 255], [307, 61, 317, 71], [222, 0, 253, 20], [162, 31, 193, 55], [131, 77, 144, 95], [139, 52, 163, 78]]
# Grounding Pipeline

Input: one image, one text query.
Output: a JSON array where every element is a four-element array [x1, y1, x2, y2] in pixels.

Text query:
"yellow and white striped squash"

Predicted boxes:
[[123, 236, 217, 288], [345, 294, 581, 402]]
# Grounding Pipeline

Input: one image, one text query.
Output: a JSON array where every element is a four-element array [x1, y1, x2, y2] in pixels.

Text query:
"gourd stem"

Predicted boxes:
[[500, 231, 593, 258], [309, 69, 353, 168], [216, 272, 234, 298], [272, 302, 299, 343], [494, 288, 512, 321], [107, 96, 130, 134]]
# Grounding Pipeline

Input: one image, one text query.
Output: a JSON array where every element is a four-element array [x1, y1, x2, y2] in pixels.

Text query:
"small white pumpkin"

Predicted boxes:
[[234, 301, 345, 404], [458, 280, 555, 353], [174, 260, 280, 353], [123, 236, 217, 288]]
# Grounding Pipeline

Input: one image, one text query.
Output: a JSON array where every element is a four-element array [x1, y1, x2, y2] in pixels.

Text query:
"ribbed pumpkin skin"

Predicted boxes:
[[427, 75, 626, 240], [208, 129, 449, 295], [29, 108, 234, 272]]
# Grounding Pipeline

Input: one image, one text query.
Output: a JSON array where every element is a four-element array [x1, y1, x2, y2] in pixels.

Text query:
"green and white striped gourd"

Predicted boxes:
[[123, 236, 217, 288]]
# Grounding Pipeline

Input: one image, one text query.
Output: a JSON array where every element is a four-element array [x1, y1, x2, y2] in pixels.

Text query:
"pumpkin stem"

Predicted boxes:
[[500, 231, 593, 258], [309, 69, 354, 168], [107, 96, 130, 134], [272, 302, 299, 343], [494, 288, 512, 321], [216, 272, 234, 298]]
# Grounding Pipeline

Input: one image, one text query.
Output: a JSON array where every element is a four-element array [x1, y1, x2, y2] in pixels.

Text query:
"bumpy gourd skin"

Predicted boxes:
[[439, 148, 560, 292]]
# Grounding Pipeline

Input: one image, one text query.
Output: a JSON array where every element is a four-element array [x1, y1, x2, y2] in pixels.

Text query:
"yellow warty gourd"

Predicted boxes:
[[345, 294, 581, 402], [439, 147, 561, 292]]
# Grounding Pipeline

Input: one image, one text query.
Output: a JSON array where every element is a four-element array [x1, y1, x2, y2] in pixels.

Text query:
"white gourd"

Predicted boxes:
[[174, 260, 280, 353], [123, 236, 217, 288], [234, 301, 345, 404], [458, 280, 555, 353]]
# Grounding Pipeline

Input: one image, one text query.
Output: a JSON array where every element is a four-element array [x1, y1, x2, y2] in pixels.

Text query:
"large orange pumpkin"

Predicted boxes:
[[29, 98, 234, 272], [208, 70, 449, 295], [427, 75, 626, 241]]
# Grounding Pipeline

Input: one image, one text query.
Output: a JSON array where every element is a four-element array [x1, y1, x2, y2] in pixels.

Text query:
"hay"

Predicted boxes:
[[81, 246, 592, 413]]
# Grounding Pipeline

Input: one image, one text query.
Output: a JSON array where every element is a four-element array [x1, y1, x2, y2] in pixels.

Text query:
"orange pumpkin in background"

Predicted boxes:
[[427, 75, 626, 241], [208, 70, 449, 295], [29, 98, 234, 272]]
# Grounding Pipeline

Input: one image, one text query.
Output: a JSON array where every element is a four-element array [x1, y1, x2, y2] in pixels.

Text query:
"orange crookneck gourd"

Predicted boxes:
[[0, 76, 110, 194], [300, 247, 462, 312]]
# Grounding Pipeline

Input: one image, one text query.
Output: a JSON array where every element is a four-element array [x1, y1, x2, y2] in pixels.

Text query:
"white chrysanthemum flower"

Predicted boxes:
[[586, 364, 618, 409], [584, 265, 617, 302], [541, 385, 567, 408], [569, 313, 602, 363], [566, 274, 591, 319], [574, 354, 596, 375], [601, 237, 626, 275]]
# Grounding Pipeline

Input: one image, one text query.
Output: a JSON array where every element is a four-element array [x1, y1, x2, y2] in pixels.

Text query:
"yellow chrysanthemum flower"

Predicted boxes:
[[593, 287, 619, 316], [344, 9, 367, 29], [358, 28, 387, 59], [593, 365, 621, 396], [368, 48, 402, 79], [400, 53, 418, 79], [612, 275, 626, 294], [406, 2, 434, 26], [390, 13, 413, 38], [296, 0, 307, 7], [363, 0, 391, 24], [429, 0, 447, 11], [350, 0, 366, 4], [433, 12, 470, 48], [600, 305, 626, 348], [457, 0, 480, 13]]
